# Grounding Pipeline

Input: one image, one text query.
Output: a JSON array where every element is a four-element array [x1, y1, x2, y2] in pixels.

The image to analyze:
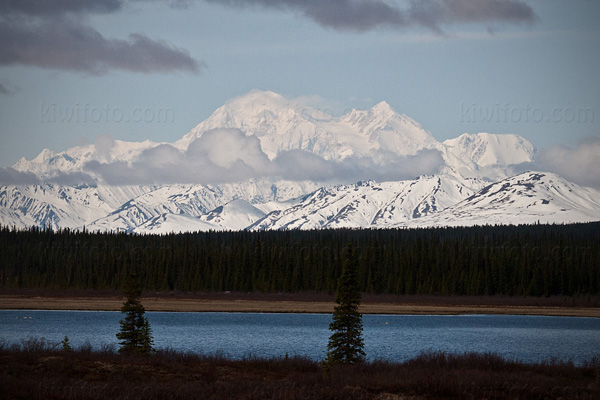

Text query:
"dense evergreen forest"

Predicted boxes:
[[1, 223, 599, 297]]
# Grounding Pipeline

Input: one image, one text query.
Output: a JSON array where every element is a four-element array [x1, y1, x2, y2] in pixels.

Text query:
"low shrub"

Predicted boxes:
[[1, 340, 598, 400]]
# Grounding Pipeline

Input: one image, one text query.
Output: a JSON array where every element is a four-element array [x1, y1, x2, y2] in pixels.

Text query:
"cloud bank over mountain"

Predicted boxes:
[[515, 138, 600, 189], [0, 167, 95, 186], [82, 128, 445, 185]]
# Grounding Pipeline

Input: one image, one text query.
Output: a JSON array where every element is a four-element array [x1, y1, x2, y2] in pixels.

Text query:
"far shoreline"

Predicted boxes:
[[1, 290, 599, 318]]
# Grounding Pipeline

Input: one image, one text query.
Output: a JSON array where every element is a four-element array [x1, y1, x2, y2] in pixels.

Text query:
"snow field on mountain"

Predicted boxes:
[[2, 91, 598, 232]]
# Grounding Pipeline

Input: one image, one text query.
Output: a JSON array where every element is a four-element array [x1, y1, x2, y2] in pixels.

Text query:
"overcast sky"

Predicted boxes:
[[0, 0, 599, 186]]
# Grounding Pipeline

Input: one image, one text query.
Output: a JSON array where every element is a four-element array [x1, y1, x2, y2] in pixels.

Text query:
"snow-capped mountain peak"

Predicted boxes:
[[181, 90, 438, 162], [2, 91, 599, 233], [438, 132, 536, 181], [443, 132, 535, 167], [12, 139, 161, 179]]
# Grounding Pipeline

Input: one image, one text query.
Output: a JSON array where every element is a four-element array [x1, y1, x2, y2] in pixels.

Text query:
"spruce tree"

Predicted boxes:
[[61, 336, 72, 352], [324, 244, 365, 367], [116, 274, 154, 355]]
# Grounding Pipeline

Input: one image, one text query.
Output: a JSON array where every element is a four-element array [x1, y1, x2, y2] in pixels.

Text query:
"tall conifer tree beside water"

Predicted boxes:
[[324, 244, 366, 367], [116, 273, 154, 355]]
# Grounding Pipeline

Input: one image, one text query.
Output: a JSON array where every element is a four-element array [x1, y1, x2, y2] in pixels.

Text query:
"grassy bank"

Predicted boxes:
[[2, 289, 600, 317], [1, 337, 599, 400]]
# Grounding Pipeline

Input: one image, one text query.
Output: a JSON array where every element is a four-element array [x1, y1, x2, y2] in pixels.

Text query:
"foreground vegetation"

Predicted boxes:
[[1, 337, 598, 400], [2, 222, 599, 297]]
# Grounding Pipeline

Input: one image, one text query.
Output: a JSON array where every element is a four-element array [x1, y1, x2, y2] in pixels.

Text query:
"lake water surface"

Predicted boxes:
[[2, 310, 599, 364]]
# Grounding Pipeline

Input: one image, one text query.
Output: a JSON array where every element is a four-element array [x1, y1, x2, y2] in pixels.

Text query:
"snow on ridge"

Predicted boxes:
[[2, 171, 599, 232], [3, 91, 599, 233]]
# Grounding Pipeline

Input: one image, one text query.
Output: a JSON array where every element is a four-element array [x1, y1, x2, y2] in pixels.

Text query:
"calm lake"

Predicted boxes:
[[2, 310, 599, 364]]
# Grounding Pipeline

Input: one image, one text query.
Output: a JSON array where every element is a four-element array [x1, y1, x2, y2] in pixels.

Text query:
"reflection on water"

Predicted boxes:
[[2, 310, 599, 364]]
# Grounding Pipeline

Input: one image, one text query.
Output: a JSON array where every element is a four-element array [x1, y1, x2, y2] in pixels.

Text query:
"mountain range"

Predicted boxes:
[[1, 90, 599, 232]]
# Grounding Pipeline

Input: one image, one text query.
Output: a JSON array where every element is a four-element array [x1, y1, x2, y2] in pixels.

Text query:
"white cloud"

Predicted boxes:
[[0, 167, 95, 186], [535, 138, 600, 189], [187, 128, 271, 171], [94, 133, 116, 161], [82, 128, 445, 185]]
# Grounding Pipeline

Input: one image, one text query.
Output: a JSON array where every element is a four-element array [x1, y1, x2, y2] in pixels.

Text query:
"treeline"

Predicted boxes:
[[1, 223, 599, 297]]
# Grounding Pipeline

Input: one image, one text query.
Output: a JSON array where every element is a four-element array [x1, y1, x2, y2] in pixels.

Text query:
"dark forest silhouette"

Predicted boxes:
[[1, 223, 599, 297]]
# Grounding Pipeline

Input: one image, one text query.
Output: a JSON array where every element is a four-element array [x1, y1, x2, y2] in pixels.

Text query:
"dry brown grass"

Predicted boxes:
[[1, 292, 599, 317]]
